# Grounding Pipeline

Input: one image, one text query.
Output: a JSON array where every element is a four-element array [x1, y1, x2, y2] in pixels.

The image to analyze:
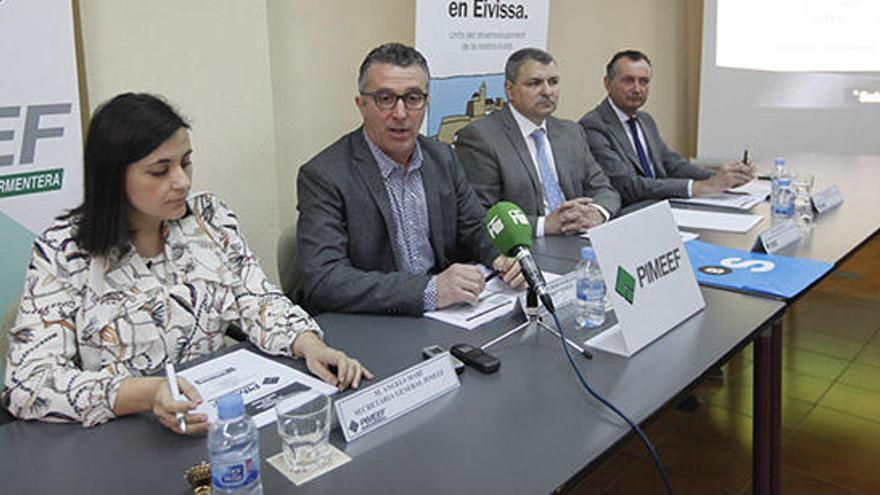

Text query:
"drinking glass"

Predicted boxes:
[[792, 178, 814, 231], [275, 392, 332, 473]]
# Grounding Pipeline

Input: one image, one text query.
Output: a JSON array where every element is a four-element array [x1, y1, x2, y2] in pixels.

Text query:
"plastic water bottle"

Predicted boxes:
[[771, 157, 795, 219], [576, 246, 606, 328], [208, 392, 263, 495]]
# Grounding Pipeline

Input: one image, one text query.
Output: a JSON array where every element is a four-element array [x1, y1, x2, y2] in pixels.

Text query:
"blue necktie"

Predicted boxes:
[[626, 118, 655, 179], [530, 128, 565, 212]]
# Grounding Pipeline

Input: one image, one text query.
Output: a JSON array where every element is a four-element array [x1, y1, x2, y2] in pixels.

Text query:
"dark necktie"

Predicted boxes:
[[626, 118, 655, 179]]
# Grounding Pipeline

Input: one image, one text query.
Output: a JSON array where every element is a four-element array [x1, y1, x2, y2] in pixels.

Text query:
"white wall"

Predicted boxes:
[[78, 0, 282, 277], [265, 0, 415, 227], [548, 0, 702, 155]]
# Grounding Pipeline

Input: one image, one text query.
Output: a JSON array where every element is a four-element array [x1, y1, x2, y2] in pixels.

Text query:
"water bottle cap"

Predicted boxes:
[[580, 246, 596, 260], [216, 391, 245, 420], [774, 157, 785, 166]]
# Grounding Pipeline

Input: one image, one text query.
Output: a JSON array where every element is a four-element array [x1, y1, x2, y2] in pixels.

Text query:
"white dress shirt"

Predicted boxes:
[[508, 104, 609, 236]]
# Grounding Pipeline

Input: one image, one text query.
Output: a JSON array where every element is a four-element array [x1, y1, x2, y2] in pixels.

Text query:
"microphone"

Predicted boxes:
[[485, 202, 555, 313]]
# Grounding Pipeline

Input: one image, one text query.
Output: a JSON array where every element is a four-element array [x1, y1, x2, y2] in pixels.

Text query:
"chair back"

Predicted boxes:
[[1, 296, 21, 390], [276, 223, 298, 300]]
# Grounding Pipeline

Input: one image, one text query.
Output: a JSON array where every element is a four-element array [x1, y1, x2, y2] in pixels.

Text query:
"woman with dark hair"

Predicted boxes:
[[2, 93, 372, 434]]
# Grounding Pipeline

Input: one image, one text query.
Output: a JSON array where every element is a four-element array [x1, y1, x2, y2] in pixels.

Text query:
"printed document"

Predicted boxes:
[[729, 180, 772, 198], [672, 193, 762, 211], [180, 349, 336, 427], [424, 273, 520, 330], [424, 269, 561, 330], [672, 180, 771, 211]]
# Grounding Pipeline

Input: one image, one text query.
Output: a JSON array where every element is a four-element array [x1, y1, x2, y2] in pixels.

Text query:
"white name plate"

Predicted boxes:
[[517, 270, 577, 317], [335, 353, 460, 442], [811, 185, 844, 214], [757, 219, 802, 254]]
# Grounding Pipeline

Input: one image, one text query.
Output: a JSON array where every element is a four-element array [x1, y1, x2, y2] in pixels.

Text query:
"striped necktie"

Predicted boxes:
[[530, 128, 565, 212]]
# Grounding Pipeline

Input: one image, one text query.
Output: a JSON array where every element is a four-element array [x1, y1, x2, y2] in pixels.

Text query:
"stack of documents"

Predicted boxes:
[[672, 180, 771, 211], [673, 193, 762, 210]]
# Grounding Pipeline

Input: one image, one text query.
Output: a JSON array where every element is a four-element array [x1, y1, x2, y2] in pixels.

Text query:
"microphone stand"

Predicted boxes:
[[480, 289, 592, 358]]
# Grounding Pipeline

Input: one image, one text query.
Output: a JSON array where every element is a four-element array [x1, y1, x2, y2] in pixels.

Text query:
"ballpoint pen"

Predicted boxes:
[[476, 270, 503, 302], [165, 362, 187, 433], [742, 149, 761, 179]]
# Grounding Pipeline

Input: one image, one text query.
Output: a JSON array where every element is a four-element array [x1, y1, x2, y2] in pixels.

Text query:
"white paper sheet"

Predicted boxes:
[[672, 179, 771, 211], [180, 349, 336, 427], [583, 230, 700, 242], [680, 231, 700, 242], [671, 208, 763, 233], [672, 193, 762, 210], [729, 179, 772, 198], [423, 274, 520, 330]]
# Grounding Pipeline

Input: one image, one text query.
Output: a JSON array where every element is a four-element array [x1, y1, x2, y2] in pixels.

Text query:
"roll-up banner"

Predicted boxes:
[[416, 0, 549, 143], [0, 0, 84, 316]]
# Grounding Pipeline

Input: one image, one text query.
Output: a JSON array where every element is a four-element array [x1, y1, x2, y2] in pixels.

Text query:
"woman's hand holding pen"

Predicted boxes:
[[154, 375, 207, 435], [112, 376, 207, 436]]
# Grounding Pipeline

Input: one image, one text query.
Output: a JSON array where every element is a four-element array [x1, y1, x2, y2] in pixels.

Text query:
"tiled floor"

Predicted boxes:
[[569, 234, 880, 494]]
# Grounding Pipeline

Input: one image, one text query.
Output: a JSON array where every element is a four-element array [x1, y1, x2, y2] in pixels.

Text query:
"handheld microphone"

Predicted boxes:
[[485, 202, 555, 312]]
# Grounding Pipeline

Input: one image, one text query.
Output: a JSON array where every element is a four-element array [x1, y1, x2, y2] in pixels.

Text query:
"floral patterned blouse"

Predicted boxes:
[[3, 193, 321, 427]]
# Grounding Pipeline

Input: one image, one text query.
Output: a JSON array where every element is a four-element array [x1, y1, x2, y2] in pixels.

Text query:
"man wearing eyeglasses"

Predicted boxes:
[[455, 48, 620, 237], [295, 43, 524, 316]]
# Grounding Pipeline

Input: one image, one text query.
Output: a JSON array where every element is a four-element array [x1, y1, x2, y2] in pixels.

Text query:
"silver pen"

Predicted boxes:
[[165, 362, 187, 433]]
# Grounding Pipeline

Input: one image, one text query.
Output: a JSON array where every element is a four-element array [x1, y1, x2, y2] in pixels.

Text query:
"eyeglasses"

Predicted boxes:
[[360, 90, 428, 111]]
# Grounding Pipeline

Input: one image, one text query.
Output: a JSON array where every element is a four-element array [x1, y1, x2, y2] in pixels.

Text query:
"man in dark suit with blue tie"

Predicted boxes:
[[580, 50, 754, 209], [295, 43, 523, 316]]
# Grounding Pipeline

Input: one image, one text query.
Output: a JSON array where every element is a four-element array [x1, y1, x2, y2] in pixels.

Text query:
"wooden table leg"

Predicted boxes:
[[753, 317, 781, 494]]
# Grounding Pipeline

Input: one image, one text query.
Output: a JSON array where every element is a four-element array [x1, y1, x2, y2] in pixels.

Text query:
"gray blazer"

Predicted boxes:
[[294, 128, 498, 316], [455, 105, 620, 232], [580, 98, 712, 206]]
